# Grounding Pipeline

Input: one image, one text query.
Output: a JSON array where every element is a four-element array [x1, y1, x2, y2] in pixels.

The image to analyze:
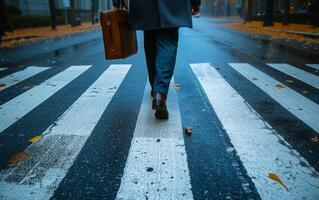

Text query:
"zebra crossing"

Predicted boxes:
[[229, 63, 319, 134], [117, 82, 193, 199], [191, 63, 319, 200], [0, 65, 92, 133], [306, 64, 319, 70], [0, 62, 319, 199], [0, 66, 50, 92], [0, 64, 131, 199], [267, 63, 319, 89]]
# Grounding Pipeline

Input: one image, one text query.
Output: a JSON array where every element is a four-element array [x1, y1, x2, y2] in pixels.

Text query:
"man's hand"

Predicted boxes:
[[192, 5, 201, 15]]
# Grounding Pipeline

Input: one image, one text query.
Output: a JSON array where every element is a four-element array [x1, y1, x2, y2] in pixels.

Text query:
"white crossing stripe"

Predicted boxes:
[[0, 64, 131, 200], [0, 66, 50, 91], [229, 63, 319, 134], [0, 65, 91, 133], [116, 82, 193, 199], [267, 63, 319, 89], [0, 68, 7, 72], [306, 64, 319, 70], [191, 63, 319, 200]]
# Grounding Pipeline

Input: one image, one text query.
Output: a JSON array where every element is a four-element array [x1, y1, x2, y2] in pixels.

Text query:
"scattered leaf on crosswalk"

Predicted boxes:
[[0, 83, 6, 87], [8, 151, 29, 167], [285, 80, 294, 83], [252, 77, 258, 80], [22, 86, 32, 90], [268, 173, 289, 191], [28, 135, 42, 143], [12, 79, 20, 83], [275, 84, 285, 89], [173, 83, 181, 90], [310, 136, 319, 143]]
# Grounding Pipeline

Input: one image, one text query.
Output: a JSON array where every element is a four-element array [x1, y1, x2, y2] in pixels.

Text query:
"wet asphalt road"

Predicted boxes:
[[0, 17, 319, 199]]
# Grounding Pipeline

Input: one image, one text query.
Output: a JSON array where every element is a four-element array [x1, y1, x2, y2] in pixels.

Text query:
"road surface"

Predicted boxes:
[[0, 17, 319, 200]]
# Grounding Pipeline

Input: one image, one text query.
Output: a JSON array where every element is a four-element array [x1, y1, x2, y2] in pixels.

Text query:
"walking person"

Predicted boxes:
[[113, 0, 201, 119]]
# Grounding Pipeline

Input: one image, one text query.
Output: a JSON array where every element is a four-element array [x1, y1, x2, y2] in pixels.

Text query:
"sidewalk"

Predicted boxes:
[[1, 22, 100, 48], [221, 20, 319, 59]]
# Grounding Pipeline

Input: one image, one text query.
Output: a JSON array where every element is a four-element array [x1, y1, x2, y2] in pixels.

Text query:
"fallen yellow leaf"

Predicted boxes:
[[0, 83, 6, 87], [268, 173, 289, 191], [8, 151, 29, 167], [252, 77, 258, 80], [28, 135, 42, 143], [275, 84, 285, 89]]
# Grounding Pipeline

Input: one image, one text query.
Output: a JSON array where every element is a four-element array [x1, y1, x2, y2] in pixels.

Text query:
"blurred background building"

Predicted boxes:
[[5, 0, 112, 16], [2, 0, 318, 30], [4, 0, 113, 29], [201, 0, 318, 24]]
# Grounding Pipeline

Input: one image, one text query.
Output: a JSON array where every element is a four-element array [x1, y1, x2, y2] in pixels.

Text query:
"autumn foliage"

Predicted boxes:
[[223, 21, 319, 45], [1, 22, 100, 48]]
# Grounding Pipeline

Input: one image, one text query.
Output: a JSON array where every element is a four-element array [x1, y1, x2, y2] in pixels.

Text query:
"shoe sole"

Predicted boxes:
[[154, 105, 169, 119]]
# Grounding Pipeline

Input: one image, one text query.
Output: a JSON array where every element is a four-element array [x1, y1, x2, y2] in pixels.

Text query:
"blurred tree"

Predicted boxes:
[[70, 0, 76, 27], [0, 0, 6, 44], [48, 0, 57, 30], [263, 0, 274, 26], [282, 0, 290, 25], [91, 0, 95, 24], [227, 0, 231, 17], [243, 0, 252, 22], [246, 0, 253, 21], [314, 1, 319, 26], [241, 0, 245, 20]]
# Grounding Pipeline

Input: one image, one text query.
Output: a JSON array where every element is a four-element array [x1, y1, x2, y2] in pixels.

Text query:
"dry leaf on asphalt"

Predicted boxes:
[[173, 83, 181, 90], [22, 86, 32, 90], [275, 84, 285, 89], [310, 136, 319, 143], [302, 91, 308, 94], [28, 135, 42, 143], [285, 80, 294, 83], [184, 127, 193, 136], [0, 83, 6, 87], [268, 173, 289, 191], [8, 151, 29, 167]]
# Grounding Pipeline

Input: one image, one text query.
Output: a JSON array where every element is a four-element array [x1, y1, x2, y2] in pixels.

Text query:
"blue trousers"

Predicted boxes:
[[144, 28, 179, 97]]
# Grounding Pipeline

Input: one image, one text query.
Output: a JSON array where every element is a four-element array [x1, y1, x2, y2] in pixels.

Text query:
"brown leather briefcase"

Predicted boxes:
[[100, 8, 138, 59]]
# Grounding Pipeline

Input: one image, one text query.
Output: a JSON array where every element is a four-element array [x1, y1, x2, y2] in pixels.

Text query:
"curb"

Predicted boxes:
[[287, 31, 319, 39], [0, 27, 101, 51], [253, 35, 319, 61], [219, 25, 319, 61]]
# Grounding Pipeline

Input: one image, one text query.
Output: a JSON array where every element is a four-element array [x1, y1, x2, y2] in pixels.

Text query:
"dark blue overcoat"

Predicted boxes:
[[113, 0, 201, 30]]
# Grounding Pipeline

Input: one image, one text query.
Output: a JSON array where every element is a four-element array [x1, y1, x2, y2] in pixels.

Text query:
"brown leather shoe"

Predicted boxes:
[[154, 93, 169, 119]]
